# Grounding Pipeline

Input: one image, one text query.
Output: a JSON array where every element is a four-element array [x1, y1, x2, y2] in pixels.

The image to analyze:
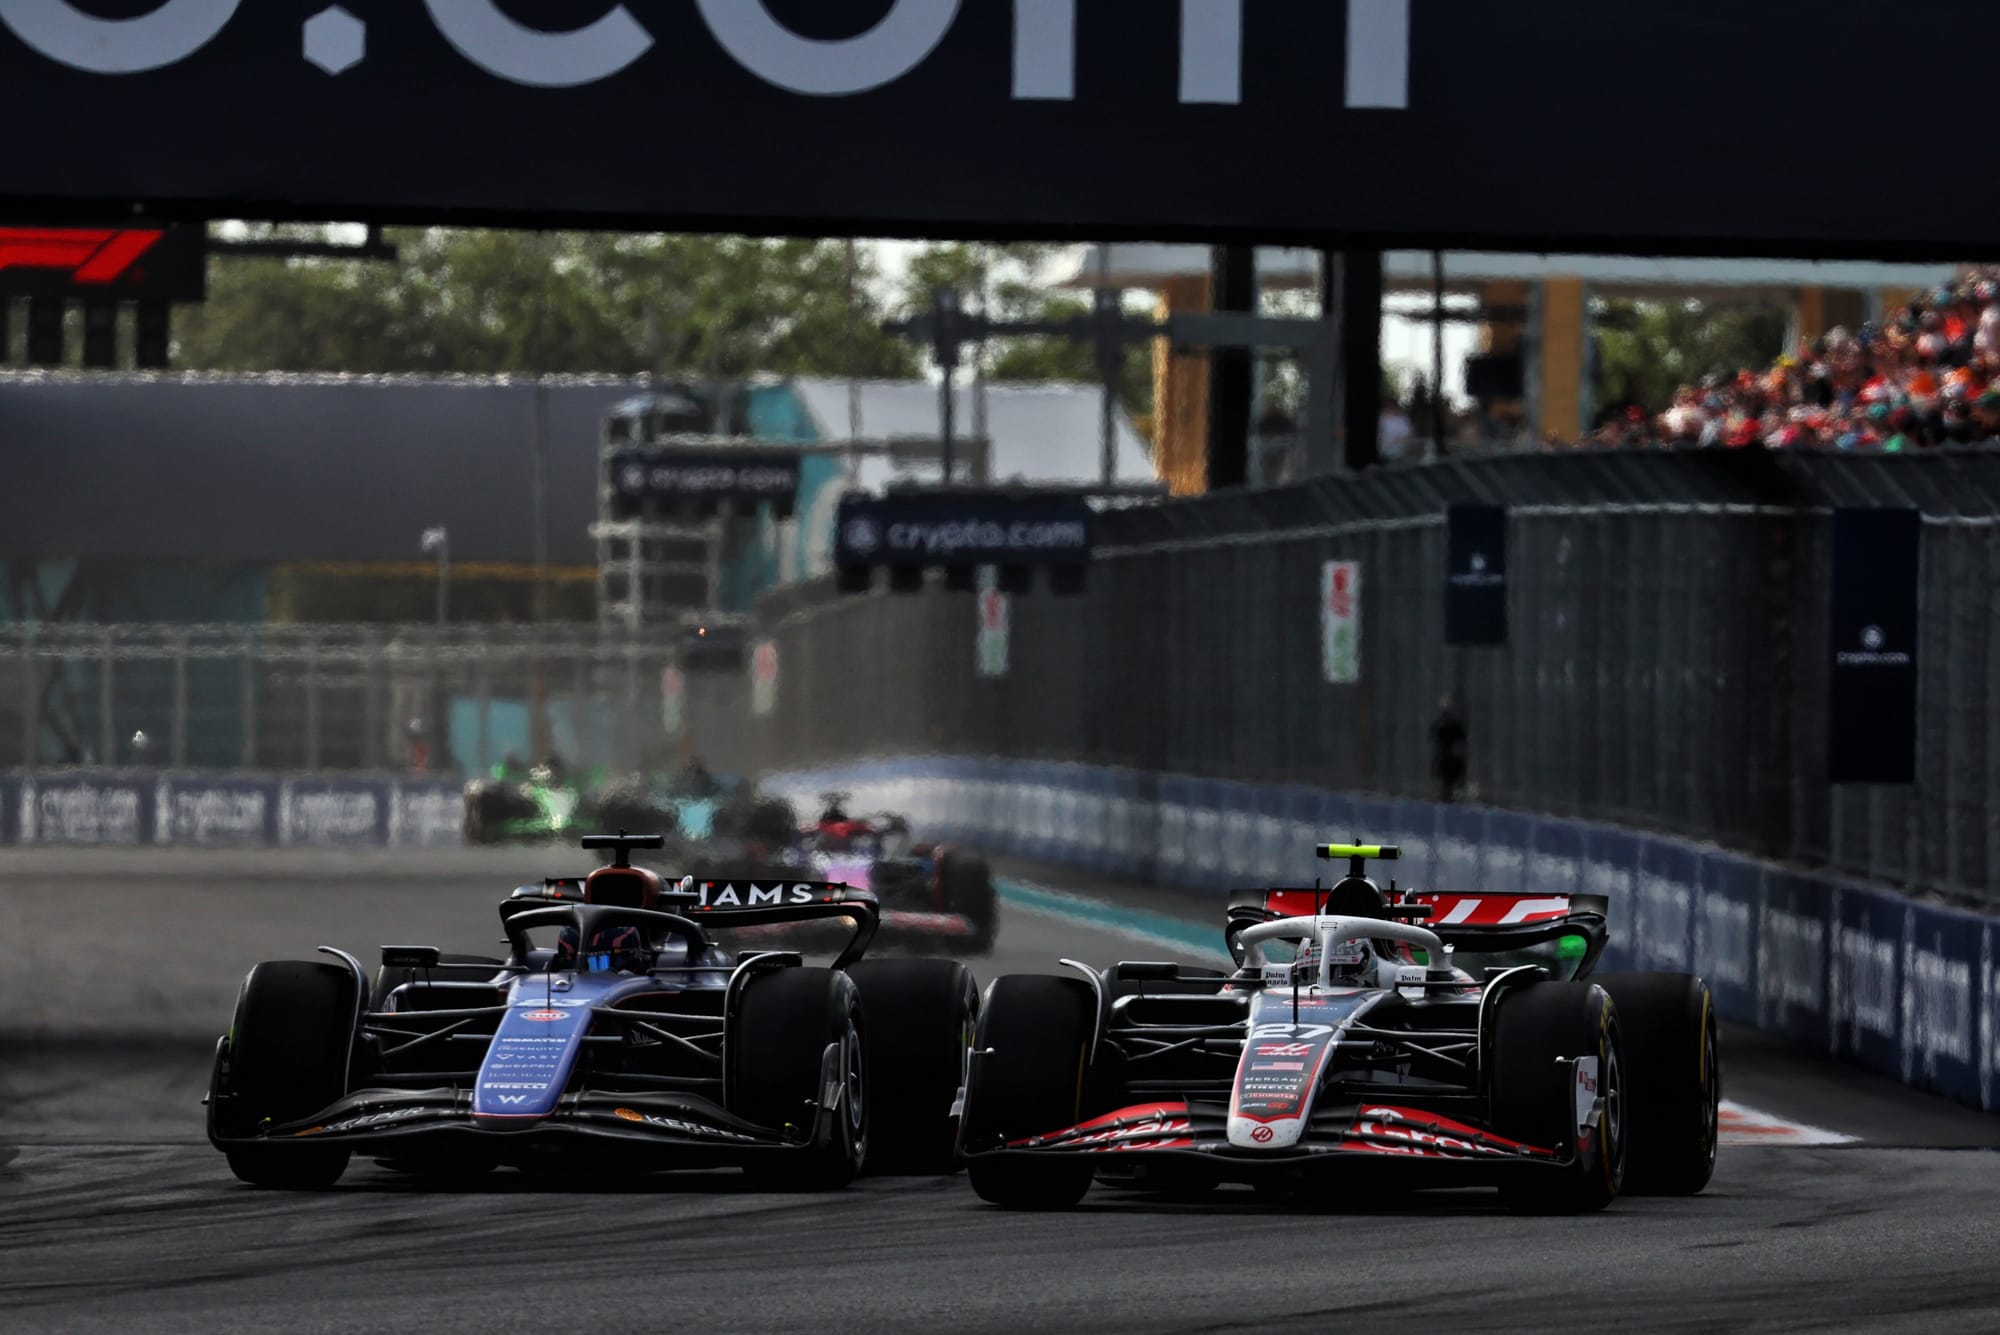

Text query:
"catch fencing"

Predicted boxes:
[[760, 449, 2000, 912], [0, 623, 750, 779]]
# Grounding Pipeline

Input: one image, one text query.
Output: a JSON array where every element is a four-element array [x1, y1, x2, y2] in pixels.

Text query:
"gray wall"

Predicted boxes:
[[0, 373, 648, 565]]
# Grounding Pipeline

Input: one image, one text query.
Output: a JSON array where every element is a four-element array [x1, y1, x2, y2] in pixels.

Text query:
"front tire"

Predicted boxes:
[[962, 974, 1096, 1209], [1595, 971, 1719, 1196], [215, 961, 356, 1190], [730, 967, 867, 1190], [1490, 981, 1623, 1214], [939, 849, 998, 955], [844, 959, 979, 1175]]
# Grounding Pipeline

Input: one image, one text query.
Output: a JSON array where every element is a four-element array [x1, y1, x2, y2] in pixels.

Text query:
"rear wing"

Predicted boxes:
[[1227, 887, 1609, 973], [504, 878, 882, 967]]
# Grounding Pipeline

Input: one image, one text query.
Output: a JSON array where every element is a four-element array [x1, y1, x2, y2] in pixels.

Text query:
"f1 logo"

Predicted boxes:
[[0, 228, 163, 284]]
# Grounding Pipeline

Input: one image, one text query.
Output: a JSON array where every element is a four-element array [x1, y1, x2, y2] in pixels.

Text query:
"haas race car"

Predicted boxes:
[[206, 834, 979, 1189], [961, 844, 1719, 1212]]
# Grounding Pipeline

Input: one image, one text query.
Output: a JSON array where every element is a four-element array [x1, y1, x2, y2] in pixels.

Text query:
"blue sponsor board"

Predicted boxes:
[[1695, 854, 1760, 1020], [1983, 921, 1999, 1113], [1756, 870, 1831, 1052], [1482, 810, 1530, 898], [279, 778, 390, 848], [1899, 900, 1983, 1108], [1434, 805, 1484, 892], [20, 771, 153, 846], [391, 779, 467, 849], [1530, 818, 1585, 902], [1632, 838, 1698, 973], [156, 774, 278, 847], [1828, 883, 1906, 1079]]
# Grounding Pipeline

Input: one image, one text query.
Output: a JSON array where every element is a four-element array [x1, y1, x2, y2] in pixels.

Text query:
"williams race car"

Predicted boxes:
[[960, 844, 1718, 1212], [207, 833, 980, 1188]]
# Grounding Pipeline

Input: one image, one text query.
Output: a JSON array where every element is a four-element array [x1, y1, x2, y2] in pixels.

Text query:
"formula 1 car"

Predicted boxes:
[[207, 833, 980, 1189], [960, 844, 1718, 1212], [801, 795, 999, 955]]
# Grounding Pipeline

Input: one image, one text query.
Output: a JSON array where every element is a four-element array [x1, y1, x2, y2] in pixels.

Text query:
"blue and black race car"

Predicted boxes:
[[206, 834, 979, 1189]]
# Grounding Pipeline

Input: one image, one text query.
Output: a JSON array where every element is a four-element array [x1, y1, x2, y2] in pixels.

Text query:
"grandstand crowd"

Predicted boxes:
[[1580, 268, 2000, 450]]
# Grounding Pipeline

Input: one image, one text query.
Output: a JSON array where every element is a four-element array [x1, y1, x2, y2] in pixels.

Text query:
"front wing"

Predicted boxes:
[[209, 1086, 828, 1167], [971, 1100, 1572, 1181]]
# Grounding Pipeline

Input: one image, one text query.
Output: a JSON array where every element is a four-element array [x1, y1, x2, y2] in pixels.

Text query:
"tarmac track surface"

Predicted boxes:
[[3, 849, 1998, 1334]]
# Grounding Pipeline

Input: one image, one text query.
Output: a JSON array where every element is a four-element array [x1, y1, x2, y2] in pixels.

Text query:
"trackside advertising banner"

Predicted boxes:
[[1444, 504, 1507, 646], [766, 756, 2000, 1114], [1, 772, 464, 849], [835, 495, 1093, 571], [1828, 508, 1921, 783]]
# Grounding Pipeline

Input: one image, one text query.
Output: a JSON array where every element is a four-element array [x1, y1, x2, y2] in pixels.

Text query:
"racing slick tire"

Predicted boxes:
[[845, 959, 979, 1175], [216, 961, 356, 1190], [963, 974, 1097, 1209], [369, 954, 506, 1012], [730, 967, 867, 1190], [1594, 971, 1719, 1196], [1490, 981, 1624, 1214], [939, 849, 998, 955]]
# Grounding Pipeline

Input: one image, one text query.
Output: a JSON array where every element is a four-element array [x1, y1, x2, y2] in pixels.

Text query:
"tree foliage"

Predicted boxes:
[[897, 242, 1153, 415], [1591, 299, 1790, 413], [174, 227, 919, 380]]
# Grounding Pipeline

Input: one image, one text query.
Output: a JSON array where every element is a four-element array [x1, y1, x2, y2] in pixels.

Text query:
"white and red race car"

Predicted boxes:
[[959, 843, 1718, 1211]]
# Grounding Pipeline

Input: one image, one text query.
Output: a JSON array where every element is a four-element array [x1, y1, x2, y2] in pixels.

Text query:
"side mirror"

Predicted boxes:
[[382, 945, 442, 969]]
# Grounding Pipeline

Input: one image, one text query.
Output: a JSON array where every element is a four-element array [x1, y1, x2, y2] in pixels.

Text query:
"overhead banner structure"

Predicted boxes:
[[1444, 504, 1507, 646], [1828, 508, 1921, 784], [608, 451, 800, 509], [0, 2, 1983, 253], [835, 492, 1092, 593]]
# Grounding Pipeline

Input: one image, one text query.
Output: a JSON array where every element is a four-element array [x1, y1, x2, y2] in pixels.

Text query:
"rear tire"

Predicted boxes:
[[1490, 981, 1623, 1214], [963, 975, 1096, 1209], [217, 961, 356, 1190], [1595, 971, 1719, 1196], [844, 959, 978, 1175], [730, 967, 866, 1190], [940, 849, 998, 954]]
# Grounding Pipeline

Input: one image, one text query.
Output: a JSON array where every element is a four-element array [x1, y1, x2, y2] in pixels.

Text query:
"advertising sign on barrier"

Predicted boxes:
[[279, 779, 388, 849], [155, 774, 277, 847], [750, 639, 779, 718], [1899, 900, 1980, 1106], [1829, 884, 1905, 1078], [1445, 504, 1508, 647], [976, 568, 1010, 679], [20, 772, 151, 846], [390, 781, 465, 849], [1828, 508, 1921, 784], [1695, 854, 1759, 1018], [1757, 870, 1831, 1051], [1320, 560, 1361, 684]]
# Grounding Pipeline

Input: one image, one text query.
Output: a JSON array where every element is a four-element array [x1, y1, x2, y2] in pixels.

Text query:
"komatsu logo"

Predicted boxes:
[[0, 2, 1411, 109], [699, 882, 819, 909]]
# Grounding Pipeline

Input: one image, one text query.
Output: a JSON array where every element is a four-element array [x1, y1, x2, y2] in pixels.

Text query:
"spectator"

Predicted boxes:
[[1575, 268, 2000, 450], [1379, 395, 1415, 461]]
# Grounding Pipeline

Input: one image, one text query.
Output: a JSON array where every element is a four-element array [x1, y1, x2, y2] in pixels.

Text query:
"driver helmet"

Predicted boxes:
[[555, 923, 649, 974]]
